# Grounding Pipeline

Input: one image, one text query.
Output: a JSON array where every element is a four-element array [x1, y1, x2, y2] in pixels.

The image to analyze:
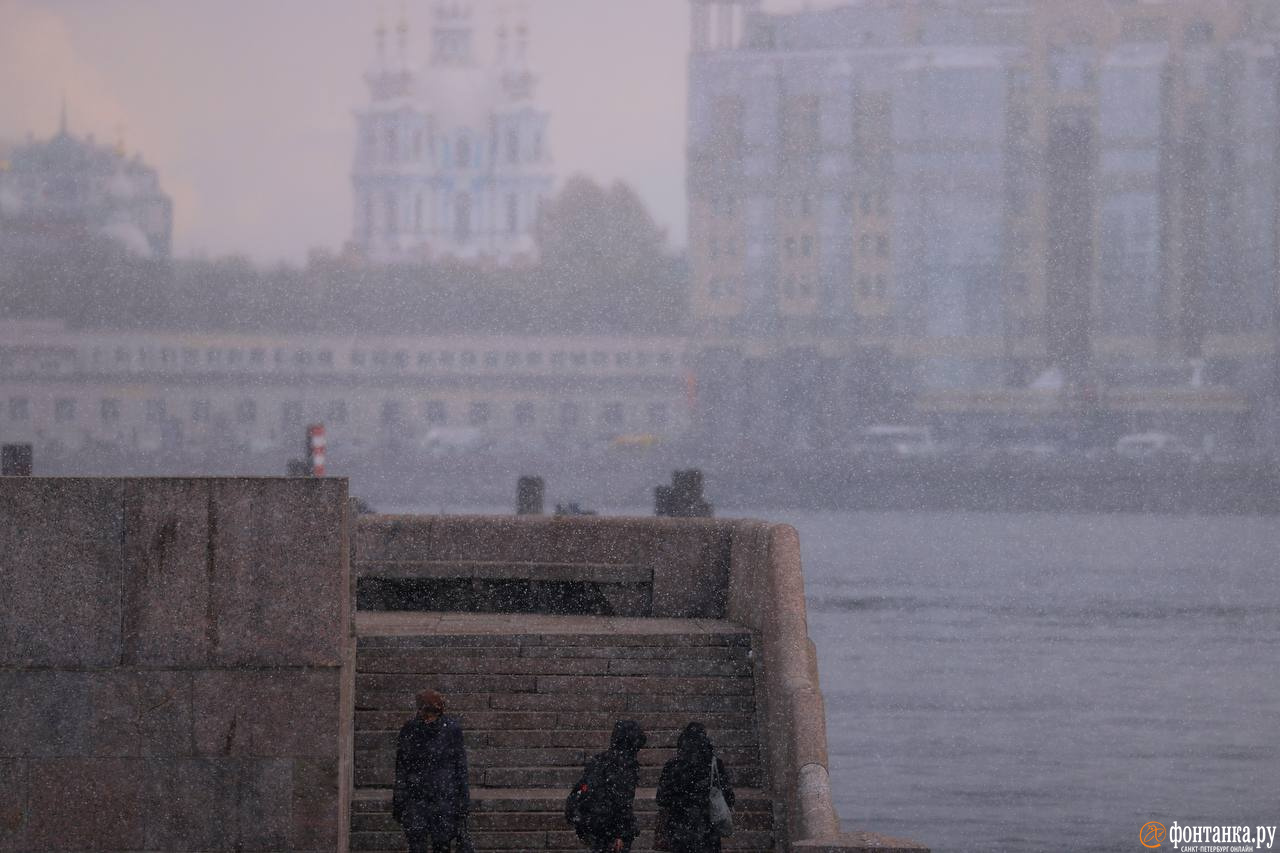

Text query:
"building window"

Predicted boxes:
[[424, 400, 447, 425], [860, 193, 872, 215], [785, 236, 796, 258], [191, 400, 210, 423], [381, 401, 403, 426], [592, 351, 608, 367], [385, 194, 398, 236], [236, 400, 257, 424], [318, 350, 333, 367], [417, 352, 433, 368], [249, 348, 265, 365], [415, 193, 423, 233], [559, 401, 579, 428], [875, 274, 887, 298], [282, 401, 303, 427], [615, 352, 632, 368], [293, 350, 312, 367], [571, 352, 587, 367], [9, 397, 29, 420], [393, 351, 408, 369], [876, 234, 888, 257], [603, 403, 624, 429], [456, 135, 471, 168], [145, 399, 166, 423], [206, 349, 221, 365], [100, 398, 120, 424], [551, 352, 566, 368], [526, 352, 543, 367], [484, 352, 499, 369], [506, 193, 518, 234], [115, 347, 130, 364], [801, 194, 813, 217], [514, 401, 535, 428], [385, 126, 397, 162], [507, 128, 520, 163], [505, 352, 521, 368], [227, 349, 243, 366], [327, 400, 348, 425], [647, 402, 668, 429], [412, 129, 423, 160], [469, 401, 490, 427], [439, 351, 455, 367], [373, 351, 389, 368], [860, 234, 872, 255], [55, 399, 76, 423], [801, 235, 812, 257], [351, 350, 366, 367], [461, 351, 477, 367], [455, 192, 472, 243]]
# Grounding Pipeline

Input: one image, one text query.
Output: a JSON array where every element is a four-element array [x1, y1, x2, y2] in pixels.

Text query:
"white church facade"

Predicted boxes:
[[350, 2, 554, 265]]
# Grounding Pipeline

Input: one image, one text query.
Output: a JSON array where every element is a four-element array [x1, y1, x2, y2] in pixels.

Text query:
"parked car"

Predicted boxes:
[[859, 425, 940, 457], [1114, 431, 1197, 460]]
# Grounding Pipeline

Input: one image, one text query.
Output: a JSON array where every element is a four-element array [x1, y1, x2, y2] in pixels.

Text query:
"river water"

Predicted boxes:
[[779, 510, 1279, 853], [382, 505, 1278, 851]]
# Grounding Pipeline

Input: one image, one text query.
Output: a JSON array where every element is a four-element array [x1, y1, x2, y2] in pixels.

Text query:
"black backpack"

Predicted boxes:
[[564, 755, 604, 840]]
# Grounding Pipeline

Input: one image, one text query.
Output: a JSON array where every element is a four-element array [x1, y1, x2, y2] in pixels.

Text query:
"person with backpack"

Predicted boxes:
[[392, 689, 473, 853], [566, 719, 648, 852], [655, 722, 736, 853]]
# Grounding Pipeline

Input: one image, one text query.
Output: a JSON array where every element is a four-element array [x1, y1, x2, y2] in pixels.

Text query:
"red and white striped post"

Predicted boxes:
[[306, 424, 326, 478]]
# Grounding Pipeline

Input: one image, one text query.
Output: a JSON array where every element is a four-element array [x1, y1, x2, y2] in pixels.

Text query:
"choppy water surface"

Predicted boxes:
[[772, 511, 1280, 853]]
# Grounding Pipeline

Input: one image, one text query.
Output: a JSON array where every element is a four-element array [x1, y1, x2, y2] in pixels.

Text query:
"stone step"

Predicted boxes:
[[355, 709, 758, 735], [356, 745, 762, 777], [355, 727, 760, 750], [356, 689, 757, 714], [358, 632, 752, 649], [356, 673, 755, 697], [350, 788, 777, 852], [357, 650, 753, 677], [355, 761, 764, 790]]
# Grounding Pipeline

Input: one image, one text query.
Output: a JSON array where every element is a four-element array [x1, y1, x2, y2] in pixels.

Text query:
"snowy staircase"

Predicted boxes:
[[348, 611, 777, 852]]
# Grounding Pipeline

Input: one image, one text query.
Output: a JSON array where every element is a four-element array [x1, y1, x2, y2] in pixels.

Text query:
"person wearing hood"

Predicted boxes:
[[392, 689, 472, 853], [576, 719, 648, 852], [656, 722, 736, 853]]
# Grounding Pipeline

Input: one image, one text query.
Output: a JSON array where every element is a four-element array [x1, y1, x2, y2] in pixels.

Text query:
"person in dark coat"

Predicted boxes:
[[392, 689, 472, 853], [579, 719, 647, 853], [656, 722, 736, 853]]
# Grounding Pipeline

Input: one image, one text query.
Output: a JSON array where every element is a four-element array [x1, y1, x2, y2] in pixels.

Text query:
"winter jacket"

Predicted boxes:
[[580, 720, 647, 844], [656, 723, 736, 853], [392, 714, 470, 844]]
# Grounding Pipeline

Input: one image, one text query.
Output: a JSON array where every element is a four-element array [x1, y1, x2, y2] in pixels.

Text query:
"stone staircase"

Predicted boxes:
[[349, 612, 777, 851]]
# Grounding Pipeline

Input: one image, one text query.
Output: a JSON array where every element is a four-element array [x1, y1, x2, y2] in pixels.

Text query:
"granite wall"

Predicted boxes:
[[0, 477, 350, 852]]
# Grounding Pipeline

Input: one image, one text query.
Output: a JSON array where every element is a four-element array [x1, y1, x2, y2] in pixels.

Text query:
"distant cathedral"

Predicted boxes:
[[350, 2, 555, 265]]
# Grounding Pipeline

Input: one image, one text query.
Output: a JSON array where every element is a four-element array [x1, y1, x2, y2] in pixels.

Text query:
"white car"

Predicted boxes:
[[859, 425, 940, 457], [1114, 432, 1196, 460]]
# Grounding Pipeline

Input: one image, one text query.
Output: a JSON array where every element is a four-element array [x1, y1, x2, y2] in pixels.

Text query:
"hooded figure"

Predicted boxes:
[[579, 719, 647, 852], [392, 690, 471, 853], [656, 722, 736, 853]]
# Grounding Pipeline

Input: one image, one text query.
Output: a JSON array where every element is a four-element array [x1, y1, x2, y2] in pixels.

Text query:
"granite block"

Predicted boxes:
[[237, 758, 293, 851], [87, 670, 193, 757], [291, 757, 339, 849], [192, 670, 338, 758], [142, 758, 238, 851], [210, 478, 347, 667], [0, 759, 26, 851], [121, 479, 214, 666], [0, 478, 124, 667], [26, 758, 145, 851], [0, 671, 92, 757]]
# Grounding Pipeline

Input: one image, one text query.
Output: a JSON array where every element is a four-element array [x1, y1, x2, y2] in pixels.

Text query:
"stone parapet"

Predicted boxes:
[[0, 477, 351, 852]]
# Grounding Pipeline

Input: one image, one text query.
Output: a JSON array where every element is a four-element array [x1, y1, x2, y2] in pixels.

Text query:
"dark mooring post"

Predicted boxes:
[[2, 444, 33, 476], [517, 476, 545, 515], [655, 469, 713, 517]]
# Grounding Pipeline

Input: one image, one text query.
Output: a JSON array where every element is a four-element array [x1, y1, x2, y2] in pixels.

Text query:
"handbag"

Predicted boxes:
[[709, 756, 733, 837]]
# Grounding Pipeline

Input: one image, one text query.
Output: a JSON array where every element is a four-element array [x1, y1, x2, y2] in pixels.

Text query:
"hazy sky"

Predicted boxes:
[[2, 0, 831, 265]]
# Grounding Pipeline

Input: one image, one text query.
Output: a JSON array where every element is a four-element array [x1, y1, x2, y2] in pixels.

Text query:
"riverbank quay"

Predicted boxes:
[[0, 476, 926, 852]]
